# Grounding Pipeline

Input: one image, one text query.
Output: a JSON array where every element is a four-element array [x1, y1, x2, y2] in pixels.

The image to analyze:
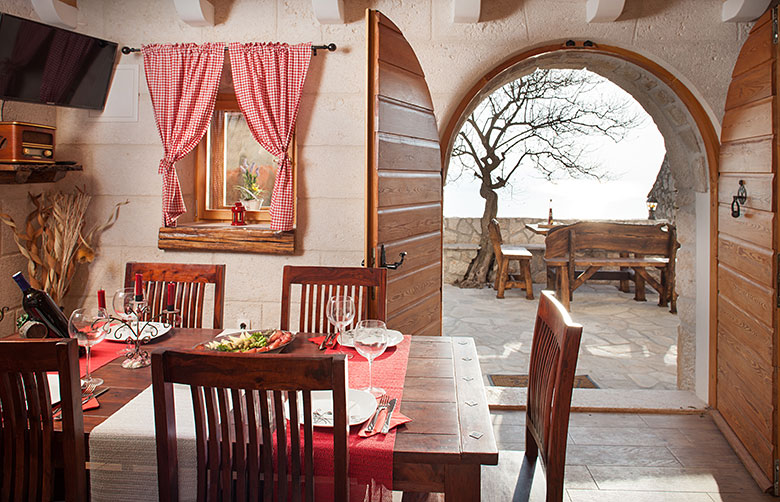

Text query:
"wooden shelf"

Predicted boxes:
[[0, 162, 82, 184], [158, 223, 295, 254]]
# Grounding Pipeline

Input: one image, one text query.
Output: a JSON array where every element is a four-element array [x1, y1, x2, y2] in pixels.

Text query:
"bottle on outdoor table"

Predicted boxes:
[[12, 271, 69, 338], [548, 199, 554, 225]]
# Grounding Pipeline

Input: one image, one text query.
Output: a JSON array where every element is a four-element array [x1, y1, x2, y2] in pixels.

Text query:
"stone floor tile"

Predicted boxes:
[[588, 466, 763, 493], [565, 444, 681, 467], [567, 490, 714, 502], [568, 427, 672, 446]]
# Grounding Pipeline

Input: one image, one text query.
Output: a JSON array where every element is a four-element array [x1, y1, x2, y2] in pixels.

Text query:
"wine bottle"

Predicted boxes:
[[548, 199, 554, 225], [12, 272, 69, 338]]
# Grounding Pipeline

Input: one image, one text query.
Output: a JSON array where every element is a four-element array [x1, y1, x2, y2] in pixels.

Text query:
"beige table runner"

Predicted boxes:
[[89, 385, 197, 502]]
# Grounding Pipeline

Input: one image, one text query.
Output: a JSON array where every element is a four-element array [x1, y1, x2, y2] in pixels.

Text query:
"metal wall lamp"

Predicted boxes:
[[731, 180, 747, 218]]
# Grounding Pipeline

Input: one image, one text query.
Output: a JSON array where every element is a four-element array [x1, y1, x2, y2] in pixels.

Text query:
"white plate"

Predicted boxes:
[[105, 321, 171, 342], [308, 389, 377, 427], [338, 329, 404, 348]]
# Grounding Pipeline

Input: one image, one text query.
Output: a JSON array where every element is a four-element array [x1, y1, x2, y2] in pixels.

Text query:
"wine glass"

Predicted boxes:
[[68, 308, 108, 387], [353, 319, 388, 396], [112, 287, 139, 320], [326, 295, 355, 348]]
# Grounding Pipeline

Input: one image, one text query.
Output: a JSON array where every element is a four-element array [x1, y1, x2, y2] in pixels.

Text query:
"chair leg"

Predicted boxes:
[[634, 267, 646, 302], [497, 259, 508, 299], [659, 268, 669, 307], [559, 266, 570, 310], [522, 259, 534, 300]]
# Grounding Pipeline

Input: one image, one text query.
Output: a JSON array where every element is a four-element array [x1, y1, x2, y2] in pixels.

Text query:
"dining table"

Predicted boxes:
[[63, 329, 498, 501]]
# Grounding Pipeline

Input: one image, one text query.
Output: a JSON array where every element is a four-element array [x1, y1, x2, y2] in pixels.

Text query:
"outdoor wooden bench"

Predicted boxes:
[[544, 221, 679, 312]]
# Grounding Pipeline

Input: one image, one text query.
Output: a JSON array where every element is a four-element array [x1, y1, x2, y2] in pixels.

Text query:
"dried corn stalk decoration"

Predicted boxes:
[[0, 188, 128, 303]]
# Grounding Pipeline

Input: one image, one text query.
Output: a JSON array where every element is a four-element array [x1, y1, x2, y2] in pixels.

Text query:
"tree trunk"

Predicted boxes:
[[457, 183, 499, 288]]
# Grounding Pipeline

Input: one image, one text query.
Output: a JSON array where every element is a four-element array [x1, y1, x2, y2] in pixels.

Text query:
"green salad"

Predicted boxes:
[[204, 329, 293, 353]]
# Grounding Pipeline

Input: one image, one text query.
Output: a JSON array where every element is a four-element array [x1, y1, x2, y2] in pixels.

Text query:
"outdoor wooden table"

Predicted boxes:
[[525, 222, 561, 235], [73, 329, 498, 501]]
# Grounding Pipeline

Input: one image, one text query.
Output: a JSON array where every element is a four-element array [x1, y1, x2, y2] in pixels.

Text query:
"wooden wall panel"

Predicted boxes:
[[718, 296, 773, 366], [379, 62, 433, 112], [717, 235, 774, 287], [725, 62, 773, 110], [718, 330, 773, 406], [731, 15, 772, 78], [377, 97, 439, 141], [377, 204, 441, 244], [719, 138, 773, 174], [387, 263, 442, 314], [718, 174, 774, 211], [720, 97, 773, 143], [378, 172, 441, 207], [376, 23, 424, 77], [718, 205, 774, 249], [718, 265, 774, 325], [377, 133, 441, 172], [383, 233, 441, 280]]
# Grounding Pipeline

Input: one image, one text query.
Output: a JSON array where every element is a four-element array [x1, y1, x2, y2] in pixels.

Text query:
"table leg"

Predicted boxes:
[[444, 464, 481, 501], [633, 267, 646, 302]]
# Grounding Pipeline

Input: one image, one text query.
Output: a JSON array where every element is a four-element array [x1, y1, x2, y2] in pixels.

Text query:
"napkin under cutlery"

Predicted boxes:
[[359, 400, 411, 437]]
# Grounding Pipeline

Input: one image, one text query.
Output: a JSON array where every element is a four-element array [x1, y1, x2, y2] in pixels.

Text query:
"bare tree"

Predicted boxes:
[[450, 68, 641, 287]]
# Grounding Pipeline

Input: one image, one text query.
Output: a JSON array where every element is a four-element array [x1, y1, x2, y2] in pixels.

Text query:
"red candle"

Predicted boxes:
[[166, 283, 175, 310], [134, 273, 143, 299], [97, 289, 106, 309]]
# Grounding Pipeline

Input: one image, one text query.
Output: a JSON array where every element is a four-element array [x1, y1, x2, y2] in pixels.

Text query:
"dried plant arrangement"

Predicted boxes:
[[0, 188, 128, 303]]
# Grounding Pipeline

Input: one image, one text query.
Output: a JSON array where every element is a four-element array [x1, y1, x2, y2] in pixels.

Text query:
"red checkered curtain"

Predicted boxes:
[[142, 43, 224, 227], [228, 42, 311, 231]]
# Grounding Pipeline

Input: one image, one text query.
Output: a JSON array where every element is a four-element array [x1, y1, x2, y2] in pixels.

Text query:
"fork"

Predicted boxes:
[[366, 394, 390, 433], [52, 382, 97, 419]]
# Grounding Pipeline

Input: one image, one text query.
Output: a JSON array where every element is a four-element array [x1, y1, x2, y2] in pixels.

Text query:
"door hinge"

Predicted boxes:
[[773, 7, 778, 45], [774, 459, 779, 495]]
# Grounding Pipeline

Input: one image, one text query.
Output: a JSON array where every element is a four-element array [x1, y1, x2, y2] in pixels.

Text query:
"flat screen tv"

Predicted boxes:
[[0, 13, 118, 110]]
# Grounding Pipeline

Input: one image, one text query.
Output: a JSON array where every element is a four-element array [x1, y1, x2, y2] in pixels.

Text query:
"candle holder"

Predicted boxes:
[[109, 288, 180, 369]]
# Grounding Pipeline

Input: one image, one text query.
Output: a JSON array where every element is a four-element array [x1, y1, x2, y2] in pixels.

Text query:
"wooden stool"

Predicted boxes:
[[488, 219, 534, 299]]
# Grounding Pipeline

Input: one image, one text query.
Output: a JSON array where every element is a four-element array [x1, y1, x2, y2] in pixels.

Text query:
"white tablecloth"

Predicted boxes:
[[88, 385, 197, 502]]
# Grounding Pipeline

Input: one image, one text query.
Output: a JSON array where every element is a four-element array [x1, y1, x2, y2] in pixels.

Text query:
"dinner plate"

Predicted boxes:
[[105, 321, 171, 342], [338, 329, 404, 348], [307, 389, 377, 427]]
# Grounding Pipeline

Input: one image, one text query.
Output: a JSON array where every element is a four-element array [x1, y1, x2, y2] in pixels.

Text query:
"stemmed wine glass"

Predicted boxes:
[[68, 308, 108, 387], [353, 319, 388, 396], [326, 295, 355, 348], [113, 287, 142, 320]]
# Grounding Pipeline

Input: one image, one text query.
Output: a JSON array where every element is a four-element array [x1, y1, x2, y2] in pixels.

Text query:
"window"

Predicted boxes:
[[195, 93, 296, 224]]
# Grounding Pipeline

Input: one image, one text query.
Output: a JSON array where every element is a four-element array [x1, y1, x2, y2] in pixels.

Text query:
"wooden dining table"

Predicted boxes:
[[72, 329, 498, 501]]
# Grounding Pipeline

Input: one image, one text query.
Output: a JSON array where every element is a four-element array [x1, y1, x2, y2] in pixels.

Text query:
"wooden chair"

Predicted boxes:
[[482, 291, 582, 501], [0, 338, 85, 501], [488, 219, 534, 299], [151, 349, 349, 501], [125, 262, 226, 329], [280, 265, 387, 332]]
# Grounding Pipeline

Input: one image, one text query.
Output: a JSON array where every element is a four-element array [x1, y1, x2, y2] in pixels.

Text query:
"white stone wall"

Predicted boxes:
[[0, 0, 747, 339]]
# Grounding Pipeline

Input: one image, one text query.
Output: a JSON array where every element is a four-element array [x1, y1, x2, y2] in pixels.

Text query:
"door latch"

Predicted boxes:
[[379, 244, 407, 270]]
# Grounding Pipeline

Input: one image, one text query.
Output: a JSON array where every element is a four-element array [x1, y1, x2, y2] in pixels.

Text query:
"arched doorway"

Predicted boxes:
[[440, 41, 719, 399]]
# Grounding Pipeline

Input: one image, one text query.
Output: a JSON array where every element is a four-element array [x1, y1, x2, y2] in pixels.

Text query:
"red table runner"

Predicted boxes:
[[78, 340, 125, 377], [311, 335, 412, 501]]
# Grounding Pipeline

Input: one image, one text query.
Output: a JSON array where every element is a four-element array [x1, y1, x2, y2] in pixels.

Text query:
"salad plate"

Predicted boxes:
[[195, 329, 295, 354], [105, 321, 171, 342], [338, 329, 404, 348]]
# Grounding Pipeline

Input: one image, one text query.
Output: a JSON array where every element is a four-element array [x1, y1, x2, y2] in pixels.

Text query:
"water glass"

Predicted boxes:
[[354, 319, 388, 395], [68, 308, 108, 387], [326, 295, 355, 346]]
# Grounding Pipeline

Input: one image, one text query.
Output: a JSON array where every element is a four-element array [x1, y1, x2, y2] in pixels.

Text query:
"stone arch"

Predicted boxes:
[[440, 42, 719, 392]]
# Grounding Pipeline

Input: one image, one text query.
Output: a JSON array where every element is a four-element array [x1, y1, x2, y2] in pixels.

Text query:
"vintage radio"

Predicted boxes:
[[0, 122, 55, 164]]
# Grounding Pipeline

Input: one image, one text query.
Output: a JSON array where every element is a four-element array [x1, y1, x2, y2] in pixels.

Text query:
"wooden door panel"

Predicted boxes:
[[718, 264, 774, 322], [387, 292, 442, 337], [379, 62, 434, 111], [717, 235, 774, 287], [718, 205, 774, 249], [719, 138, 773, 173], [366, 9, 442, 336], [378, 172, 441, 207], [377, 133, 441, 172], [388, 263, 442, 314], [718, 296, 773, 365], [725, 62, 772, 110], [718, 331, 773, 405], [720, 97, 773, 143], [731, 16, 772, 78], [377, 97, 439, 141], [717, 174, 774, 211]]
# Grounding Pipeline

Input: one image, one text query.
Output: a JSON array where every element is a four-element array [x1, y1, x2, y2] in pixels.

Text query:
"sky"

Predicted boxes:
[[443, 71, 666, 220]]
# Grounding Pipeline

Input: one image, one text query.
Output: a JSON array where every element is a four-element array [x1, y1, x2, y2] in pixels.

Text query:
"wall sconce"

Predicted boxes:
[[731, 180, 747, 218], [646, 196, 658, 220]]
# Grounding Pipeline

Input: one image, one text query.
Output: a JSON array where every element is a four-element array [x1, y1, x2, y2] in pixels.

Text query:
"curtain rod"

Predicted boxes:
[[120, 43, 337, 56]]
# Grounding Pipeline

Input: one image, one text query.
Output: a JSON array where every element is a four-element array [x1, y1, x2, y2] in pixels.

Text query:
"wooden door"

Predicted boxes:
[[715, 7, 777, 492], [365, 10, 443, 336]]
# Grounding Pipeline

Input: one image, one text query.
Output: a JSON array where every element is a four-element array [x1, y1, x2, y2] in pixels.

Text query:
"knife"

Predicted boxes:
[[381, 398, 397, 434]]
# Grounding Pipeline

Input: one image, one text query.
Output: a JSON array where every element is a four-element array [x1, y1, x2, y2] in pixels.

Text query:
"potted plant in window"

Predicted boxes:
[[235, 160, 267, 211]]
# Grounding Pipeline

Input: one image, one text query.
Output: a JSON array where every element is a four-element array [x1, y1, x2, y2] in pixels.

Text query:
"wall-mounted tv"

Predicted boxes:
[[0, 13, 118, 111]]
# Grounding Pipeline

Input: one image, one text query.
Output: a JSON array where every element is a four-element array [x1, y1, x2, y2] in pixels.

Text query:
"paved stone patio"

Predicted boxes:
[[442, 283, 680, 390]]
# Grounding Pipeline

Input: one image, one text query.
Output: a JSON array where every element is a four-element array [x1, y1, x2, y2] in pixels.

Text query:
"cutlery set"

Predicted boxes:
[[52, 384, 109, 421], [366, 394, 397, 434]]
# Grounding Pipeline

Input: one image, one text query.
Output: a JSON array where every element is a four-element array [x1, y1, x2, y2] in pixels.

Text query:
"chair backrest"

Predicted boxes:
[[526, 291, 583, 470], [544, 221, 676, 258], [125, 262, 226, 329], [488, 219, 504, 258], [280, 266, 387, 332], [151, 349, 349, 502], [0, 338, 85, 501]]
